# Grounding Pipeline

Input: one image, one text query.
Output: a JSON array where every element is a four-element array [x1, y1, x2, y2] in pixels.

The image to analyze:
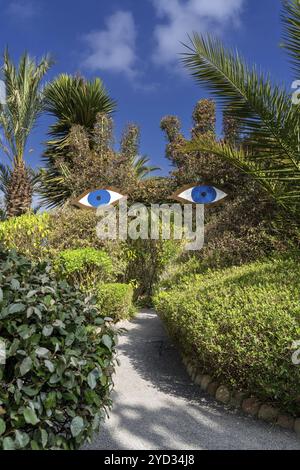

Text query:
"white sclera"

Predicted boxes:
[[78, 190, 124, 208], [178, 186, 227, 204]]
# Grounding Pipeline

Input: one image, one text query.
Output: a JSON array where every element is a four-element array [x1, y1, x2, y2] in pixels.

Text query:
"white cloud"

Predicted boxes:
[[151, 0, 245, 67], [7, 1, 37, 20], [82, 11, 137, 79]]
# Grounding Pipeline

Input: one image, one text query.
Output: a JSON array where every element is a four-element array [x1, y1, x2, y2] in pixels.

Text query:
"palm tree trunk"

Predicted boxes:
[[6, 160, 32, 218]]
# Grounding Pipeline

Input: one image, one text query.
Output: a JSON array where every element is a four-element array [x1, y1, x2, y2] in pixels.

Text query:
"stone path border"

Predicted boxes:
[[182, 356, 300, 436]]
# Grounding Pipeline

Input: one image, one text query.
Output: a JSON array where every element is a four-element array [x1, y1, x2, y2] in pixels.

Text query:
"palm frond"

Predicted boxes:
[[0, 162, 12, 197], [44, 74, 116, 143], [182, 35, 299, 168], [185, 134, 300, 218], [182, 33, 300, 220], [281, 0, 300, 79], [133, 155, 161, 179], [0, 50, 53, 165]]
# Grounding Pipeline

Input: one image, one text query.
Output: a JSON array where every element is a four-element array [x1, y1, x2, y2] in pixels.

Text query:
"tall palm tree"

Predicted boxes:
[[39, 74, 116, 207], [0, 50, 52, 217], [182, 0, 300, 222]]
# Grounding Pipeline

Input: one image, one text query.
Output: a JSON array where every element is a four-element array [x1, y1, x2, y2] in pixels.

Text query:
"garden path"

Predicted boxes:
[[85, 310, 300, 450]]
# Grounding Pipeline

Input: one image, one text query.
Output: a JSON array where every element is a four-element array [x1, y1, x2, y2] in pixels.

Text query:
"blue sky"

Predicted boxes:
[[0, 0, 292, 175]]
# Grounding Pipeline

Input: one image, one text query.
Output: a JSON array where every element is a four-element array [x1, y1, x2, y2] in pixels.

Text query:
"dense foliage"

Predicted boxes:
[[54, 248, 115, 290], [39, 110, 159, 208], [0, 212, 50, 260], [96, 283, 134, 321], [0, 248, 117, 450], [124, 237, 184, 304], [154, 253, 300, 414]]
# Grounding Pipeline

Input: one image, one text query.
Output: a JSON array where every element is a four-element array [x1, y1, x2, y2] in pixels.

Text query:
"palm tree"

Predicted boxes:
[[182, 0, 300, 222], [39, 74, 116, 207], [132, 155, 160, 179], [0, 50, 52, 217]]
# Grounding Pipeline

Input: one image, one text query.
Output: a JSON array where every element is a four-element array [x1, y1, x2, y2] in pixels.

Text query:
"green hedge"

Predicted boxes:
[[0, 248, 117, 450], [54, 248, 115, 290], [96, 283, 135, 321], [154, 254, 300, 414]]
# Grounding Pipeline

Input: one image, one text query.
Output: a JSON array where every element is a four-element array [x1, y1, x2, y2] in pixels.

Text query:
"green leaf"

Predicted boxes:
[[10, 278, 20, 290], [87, 368, 101, 390], [70, 416, 84, 437], [23, 407, 40, 425], [43, 295, 53, 306], [8, 303, 25, 314], [44, 391, 56, 409], [22, 386, 40, 397], [101, 334, 112, 350], [42, 325, 53, 337], [26, 290, 37, 298], [15, 430, 30, 448], [20, 356, 32, 376], [0, 417, 6, 436], [40, 429, 48, 448], [31, 440, 39, 450], [3, 437, 15, 450], [44, 360, 55, 373], [0, 287, 3, 303], [49, 373, 60, 384], [35, 347, 50, 358]]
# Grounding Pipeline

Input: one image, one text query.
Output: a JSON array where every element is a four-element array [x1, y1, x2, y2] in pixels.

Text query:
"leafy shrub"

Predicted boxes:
[[0, 210, 128, 277], [0, 248, 117, 450], [0, 212, 50, 260], [154, 253, 300, 414], [48, 209, 127, 279], [54, 248, 115, 290], [96, 283, 135, 321]]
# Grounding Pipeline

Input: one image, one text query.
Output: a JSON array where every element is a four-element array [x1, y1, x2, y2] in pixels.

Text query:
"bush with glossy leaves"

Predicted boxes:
[[0, 248, 117, 450]]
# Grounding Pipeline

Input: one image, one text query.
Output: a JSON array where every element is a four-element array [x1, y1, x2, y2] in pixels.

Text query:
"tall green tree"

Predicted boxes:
[[182, 0, 300, 222], [0, 51, 52, 217]]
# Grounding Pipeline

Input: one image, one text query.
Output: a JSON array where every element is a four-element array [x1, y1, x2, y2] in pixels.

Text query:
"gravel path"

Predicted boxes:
[[85, 310, 300, 450]]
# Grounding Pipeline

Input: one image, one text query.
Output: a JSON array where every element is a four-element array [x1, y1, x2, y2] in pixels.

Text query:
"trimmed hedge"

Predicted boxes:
[[96, 283, 135, 321], [0, 248, 117, 450], [54, 248, 115, 290], [154, 254, 300, 414]]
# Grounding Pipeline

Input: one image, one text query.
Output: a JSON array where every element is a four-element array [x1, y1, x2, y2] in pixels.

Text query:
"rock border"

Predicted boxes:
[[182, 355, 300, 437]]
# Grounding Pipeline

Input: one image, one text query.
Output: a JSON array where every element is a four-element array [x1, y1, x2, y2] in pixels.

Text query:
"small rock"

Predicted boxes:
[[277, 414, 295, 431], [242, 397, 261, 417], [294, 418, 300, 436], [207, 381, 219, 397], [200, 375, 212, 391], [216, 385, 231, 404], [230, 391, 246, 409], [194, 374, 203, 386], [258, 405, 279, 423]]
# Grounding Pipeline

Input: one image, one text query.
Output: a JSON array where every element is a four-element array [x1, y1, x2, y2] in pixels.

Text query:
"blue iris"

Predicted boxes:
[[87, 189, 111, 207], [191, 185, 217, 204]]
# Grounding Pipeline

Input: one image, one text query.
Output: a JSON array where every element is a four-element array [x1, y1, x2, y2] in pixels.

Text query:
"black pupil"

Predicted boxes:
[[201, 192, 207, 197], [96, 196, 101, 201]]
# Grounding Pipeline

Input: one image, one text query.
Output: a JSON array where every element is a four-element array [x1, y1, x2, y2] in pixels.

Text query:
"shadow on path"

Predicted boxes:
[[85, 310, 300, 450]]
